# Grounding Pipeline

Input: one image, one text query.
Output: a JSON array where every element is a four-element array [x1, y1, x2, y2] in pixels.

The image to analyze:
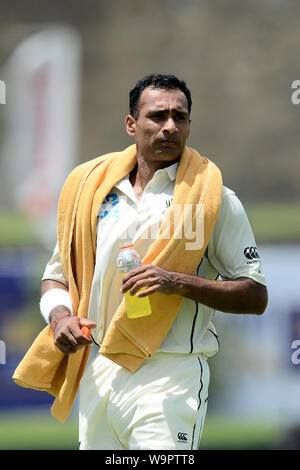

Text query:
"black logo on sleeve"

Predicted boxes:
[[244, 247, 260, 262]]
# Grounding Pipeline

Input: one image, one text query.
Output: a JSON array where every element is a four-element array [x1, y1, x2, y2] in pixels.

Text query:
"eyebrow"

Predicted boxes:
[[146, 108, 189, 117]]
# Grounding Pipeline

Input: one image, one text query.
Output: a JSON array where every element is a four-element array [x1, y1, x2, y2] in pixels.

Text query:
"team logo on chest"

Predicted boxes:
[[97, 193, 120, 220]]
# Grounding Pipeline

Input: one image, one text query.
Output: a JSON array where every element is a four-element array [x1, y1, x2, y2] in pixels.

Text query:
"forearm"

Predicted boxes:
[[173, 273, 268, 315], [41, 279, 69, 296], [40, 279, 72, 327]]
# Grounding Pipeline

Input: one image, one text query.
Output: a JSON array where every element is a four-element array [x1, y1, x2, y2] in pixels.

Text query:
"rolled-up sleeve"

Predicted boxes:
[[42, 242, 68, 287]]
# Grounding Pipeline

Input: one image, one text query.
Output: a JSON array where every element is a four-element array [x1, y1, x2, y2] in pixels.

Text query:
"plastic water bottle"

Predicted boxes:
[[116, 243, 152, 319]]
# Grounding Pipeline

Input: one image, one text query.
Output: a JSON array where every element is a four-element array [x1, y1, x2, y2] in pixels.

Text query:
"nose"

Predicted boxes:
[[163, 117, 178, 134]]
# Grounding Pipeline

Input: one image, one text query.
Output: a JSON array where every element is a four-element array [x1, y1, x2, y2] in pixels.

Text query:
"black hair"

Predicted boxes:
[[129, 73, 192, 119]]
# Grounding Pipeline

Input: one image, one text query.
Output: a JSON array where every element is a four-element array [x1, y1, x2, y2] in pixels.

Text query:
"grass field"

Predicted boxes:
[[246, 202, 300, 243], [0, 410, 78, 450], [0, 409, 283, 450]]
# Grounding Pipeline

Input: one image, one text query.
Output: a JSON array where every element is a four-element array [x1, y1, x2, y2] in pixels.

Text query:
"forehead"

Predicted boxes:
[[138, 86, 189, 113]]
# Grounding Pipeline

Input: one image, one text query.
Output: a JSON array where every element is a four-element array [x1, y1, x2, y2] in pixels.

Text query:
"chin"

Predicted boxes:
[[155, 147, 182, 161]]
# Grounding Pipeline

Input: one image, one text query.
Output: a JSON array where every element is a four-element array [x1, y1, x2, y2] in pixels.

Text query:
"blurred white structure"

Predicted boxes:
[[1, 26, 81, 249]]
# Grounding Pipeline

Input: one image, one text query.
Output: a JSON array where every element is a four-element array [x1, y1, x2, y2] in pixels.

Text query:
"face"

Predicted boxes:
[[126, 87, 191, 164]]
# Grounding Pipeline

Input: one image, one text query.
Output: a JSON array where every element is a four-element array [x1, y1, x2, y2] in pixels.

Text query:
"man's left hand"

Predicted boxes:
[[121, 264, 177, 297]]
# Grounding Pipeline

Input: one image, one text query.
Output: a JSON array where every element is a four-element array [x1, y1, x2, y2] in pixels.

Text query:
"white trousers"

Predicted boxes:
[[79, 349, 210, 450]]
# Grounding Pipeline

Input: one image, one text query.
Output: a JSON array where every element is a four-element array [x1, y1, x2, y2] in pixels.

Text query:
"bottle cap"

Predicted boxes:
[[119, 241, 134, 250]]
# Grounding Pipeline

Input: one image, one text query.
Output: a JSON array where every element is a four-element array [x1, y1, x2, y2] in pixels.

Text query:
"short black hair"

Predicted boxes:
[[129, 73, 192, 119]]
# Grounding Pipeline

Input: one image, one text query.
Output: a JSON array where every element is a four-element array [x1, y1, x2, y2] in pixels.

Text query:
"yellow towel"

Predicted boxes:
[[12, 144, 222, 422]]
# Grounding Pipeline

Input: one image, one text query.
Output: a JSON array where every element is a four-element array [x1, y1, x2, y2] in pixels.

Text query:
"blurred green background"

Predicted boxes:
[[0, 409, 282, 450], [0, 0, 300, 451]]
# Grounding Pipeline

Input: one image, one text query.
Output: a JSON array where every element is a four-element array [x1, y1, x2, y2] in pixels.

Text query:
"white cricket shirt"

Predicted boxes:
[[42, 161, 266, 358]]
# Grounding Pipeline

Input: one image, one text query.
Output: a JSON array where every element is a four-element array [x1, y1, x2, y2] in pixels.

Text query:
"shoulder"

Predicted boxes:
[[218, 185, 249, 222], [221, 185, 237, 200], [69, 151, 120, 179], [62, 151, 121, 190], [63, 144, 136, 190]]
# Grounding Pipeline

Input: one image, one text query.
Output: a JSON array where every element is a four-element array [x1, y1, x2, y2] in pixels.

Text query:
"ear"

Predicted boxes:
[[125, 115, 136, 137], [187, 119, 191, 139]]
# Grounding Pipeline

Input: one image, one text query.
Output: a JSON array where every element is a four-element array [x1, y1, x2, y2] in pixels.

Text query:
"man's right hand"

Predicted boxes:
[[50, 306, 97, 355]]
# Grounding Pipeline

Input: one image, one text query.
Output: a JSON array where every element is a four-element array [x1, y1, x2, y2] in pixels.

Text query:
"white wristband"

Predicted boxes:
[[40, 288, 73, 324]]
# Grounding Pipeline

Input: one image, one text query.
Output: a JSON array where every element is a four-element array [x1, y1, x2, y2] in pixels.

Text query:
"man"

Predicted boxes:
[[16, 74, 268, 450]]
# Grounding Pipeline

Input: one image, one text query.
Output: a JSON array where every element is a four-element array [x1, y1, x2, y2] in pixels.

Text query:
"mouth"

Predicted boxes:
[[157, 139, 179, 148]]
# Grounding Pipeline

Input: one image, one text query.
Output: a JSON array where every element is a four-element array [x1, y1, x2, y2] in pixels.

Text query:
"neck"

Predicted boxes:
[[129, 156, 178, 200]]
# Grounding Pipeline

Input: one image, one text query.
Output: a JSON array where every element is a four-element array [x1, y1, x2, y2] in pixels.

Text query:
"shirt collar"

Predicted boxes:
[[115, 160, 178, 198], [154, 161, 178, 182]]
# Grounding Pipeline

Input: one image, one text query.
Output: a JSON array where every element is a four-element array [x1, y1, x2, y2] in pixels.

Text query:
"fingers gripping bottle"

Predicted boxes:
[[117, 243, 152, 319]]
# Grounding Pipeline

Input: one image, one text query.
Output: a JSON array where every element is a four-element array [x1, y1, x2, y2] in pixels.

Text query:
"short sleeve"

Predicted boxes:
[[207, 187, 266, 286], [41, 242, 68, 287]]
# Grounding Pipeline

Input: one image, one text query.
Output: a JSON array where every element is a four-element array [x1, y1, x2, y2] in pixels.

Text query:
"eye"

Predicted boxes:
[[149, 113, 164, 120], [174, 113, 187, 121]]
